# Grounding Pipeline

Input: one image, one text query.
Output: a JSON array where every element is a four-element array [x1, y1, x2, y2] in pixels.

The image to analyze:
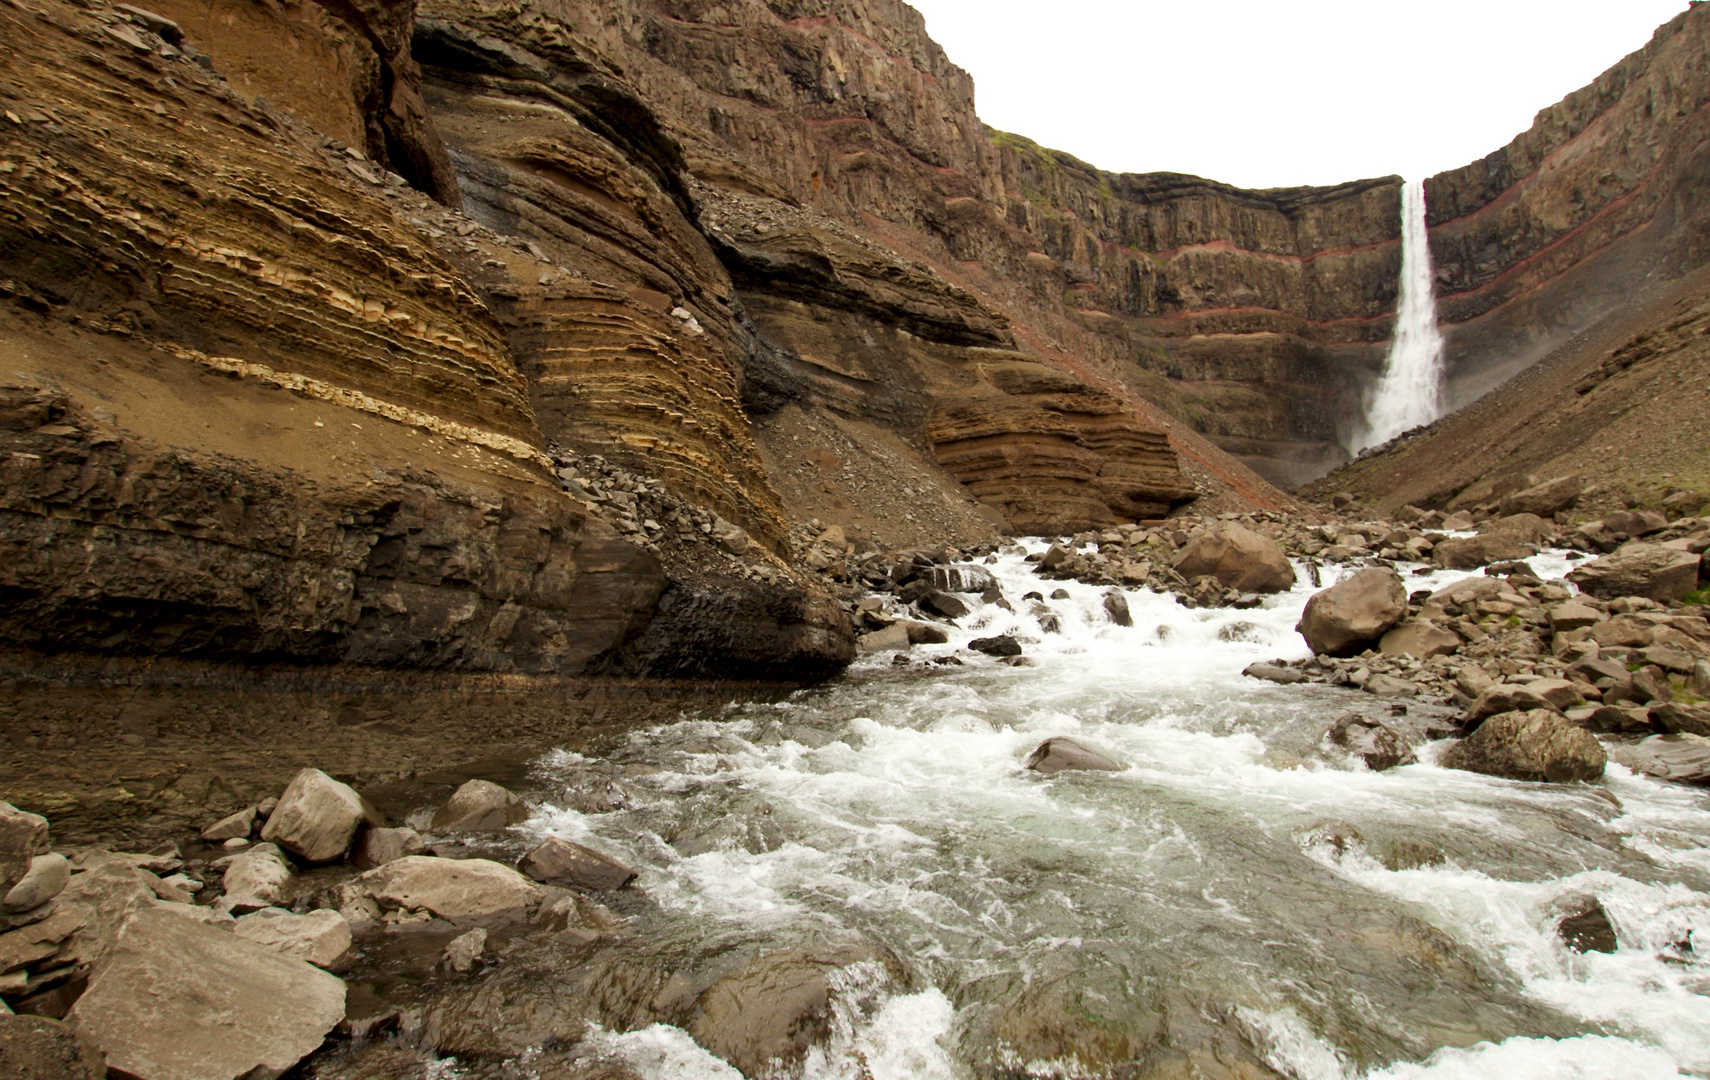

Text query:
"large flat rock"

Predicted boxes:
[[69, 903, 345, 1080], [357, 856, 543, 923]]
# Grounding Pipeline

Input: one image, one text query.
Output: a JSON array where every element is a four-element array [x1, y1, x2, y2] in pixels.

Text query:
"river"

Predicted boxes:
[[503, 543, 1710, 1079]]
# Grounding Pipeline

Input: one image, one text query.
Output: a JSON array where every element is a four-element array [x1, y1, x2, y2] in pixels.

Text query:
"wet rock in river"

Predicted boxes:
[[519, 837, 637, 891], [69, 903, 345, 1080], [858, 622, 910, 653], [0, 1014, 103, 1079], [970, 634, 1022, 657], [1329, 715, 1419, 771], [916, 591, 969, 620], [1606, 733, 1710, 783], [260, 769, 384, 864], [688, 949, 889, 1078], [1297, 568, 1408, 657], [431, 780, 529, 833], [1026, 737, 1124, 774], [903, 620, 950, 645], [1103, 590, 1133, 626], [1244, 662, 1308, 685], [1558, 899, 1618, 953], [1441, 709, 1606, 783]]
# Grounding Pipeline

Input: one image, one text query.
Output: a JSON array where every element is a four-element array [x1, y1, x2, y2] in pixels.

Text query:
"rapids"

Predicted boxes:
[[512, 544, 1710, 1079]]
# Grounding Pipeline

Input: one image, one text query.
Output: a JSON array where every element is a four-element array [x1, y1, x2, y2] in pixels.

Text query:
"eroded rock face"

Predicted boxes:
[[1441, 710, 1606, 783], [1298, 569, 1408, 657], [69, 904, 346, 1080]]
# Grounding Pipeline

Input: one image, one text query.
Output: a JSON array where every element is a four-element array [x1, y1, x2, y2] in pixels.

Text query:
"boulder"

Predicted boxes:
[[1587, 615, 1655, 648], [1297, 568, 1408, 657], [69, 903, 345, 1080], [518, 837, 636, 891], [430, 780, 530, 833], [1606, 733, 1710, 783], [969, 635, 1022, 657], [1328, 715, 1417, 771], [1433, 531, 1536, 570], [219, 844, 293, 913], [0, 803, 49, 894], [857, 623, 910, 653], [1547, 601, 1603, 633], [1025, 737, 1124, 774], [198, 807, 256, 843], [353, 827, 426, 869], [0, 1014, 104, 1080], [1601, 509, 1669, 538], [357, 856, 543, 923], [1521, 678, 1586, 711], [1499, 475, 1582, 516], [1365, 674, 1418, 697], [1585, 705, 1654, 734], [687, 948, 882, 1078], [259, 769, 383, 863], [1568, 544, 1702, 602], [1440, 709, 1606, 782], [1171, 523, 1295, 593], [233, 908, 352, 969], [1466, 684, 1559, 723], [1649, 702, 1710, 737], [2, 854, 69, 913], [916, 591, 969, 621], [1243, 662, 1308, 685], [1378, 619, 1461, 659], [50, 860, 160, 970], [1102, 591, 1132, 627]]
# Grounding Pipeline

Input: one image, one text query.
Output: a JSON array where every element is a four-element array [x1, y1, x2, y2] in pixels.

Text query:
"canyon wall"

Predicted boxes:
[[1425, 3, 1710, 412]]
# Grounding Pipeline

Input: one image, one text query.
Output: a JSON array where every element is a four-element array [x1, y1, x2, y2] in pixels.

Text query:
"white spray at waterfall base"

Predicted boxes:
[[1358, 178, 1446, 453]]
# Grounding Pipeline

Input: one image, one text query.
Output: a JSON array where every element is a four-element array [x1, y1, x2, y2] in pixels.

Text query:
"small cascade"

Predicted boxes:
[[1356, 178, 1446, 453]]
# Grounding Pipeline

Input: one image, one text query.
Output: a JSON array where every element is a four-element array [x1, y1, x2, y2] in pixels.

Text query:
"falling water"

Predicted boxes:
[[1357, 178, 1446, 453]]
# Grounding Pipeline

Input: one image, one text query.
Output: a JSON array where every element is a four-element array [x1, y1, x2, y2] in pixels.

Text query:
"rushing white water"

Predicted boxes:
[[1358, 179, 1447, 454], [516, 544, 1710, 1080]]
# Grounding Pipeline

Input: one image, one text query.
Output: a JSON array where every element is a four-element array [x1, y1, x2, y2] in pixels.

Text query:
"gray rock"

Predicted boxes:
[[1243, 662, 1308, 685], [218, 844, 293, 913], [1441, 709, 1606, 782], [1297, 568, 1408, 657], [1606, 733, 1710, 783], [232, 908, 351, 969], [916, 591, 969, 620], [353, 826, 426, 868], [259, 769, 383, 864], [2, 854, 69, 913], [430, 780, 530, 833], [198, 807, 256, 843], [0, 1014, 104, 1080], [1558, 900, 1617, 953], [357, 856, 543, 923], [969, 634, 1022, 657], [1025, 737, 1124, 774], [518, 837, 637, 891], [1171, 522, 1295, 593], [1328, 715, 1418, 771], [442, 927, 486, 973], [1102, 591, 1133, 627], [1568, 543, 1703, 602], [69, 903, 345, 1080], [1585, 706, 1654, 734], [0, 803, 49, 894]]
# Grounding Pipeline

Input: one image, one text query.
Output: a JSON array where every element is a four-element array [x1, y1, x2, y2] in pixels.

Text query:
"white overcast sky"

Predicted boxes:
[[905, 0, 1691, 188]]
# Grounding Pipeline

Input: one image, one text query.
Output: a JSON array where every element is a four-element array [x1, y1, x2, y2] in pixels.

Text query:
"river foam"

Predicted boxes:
[[525, 543, 1710, 1078]]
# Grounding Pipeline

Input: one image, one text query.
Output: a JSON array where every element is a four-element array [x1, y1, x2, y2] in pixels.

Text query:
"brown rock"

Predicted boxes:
[[518, 838, 637, 891], [1499, 475, 1582, 516], [260, 769, 384, 864], [430, 780, 530, 833], [1568, 544, 1703, 602], [1606, 733, 1710, 783], [1547, 601, 1603, 633], [0, 1014, 104, 1080], [198, 807, 257, 843], [1297, 568, 1408, 657], [232, 908, 352, 969], [353, 827, 427, 869], [1466, 683, 1559, 722], [1650, 702, 1710, 736], [218, 844, 294, 914], [1025, 737, 1124, 774], [1171, 523, 1295, 593], [69, 904, 345, 1080], [357, 856, 543, 923], [0, 803, 49, 894], [1378, 619, 1461, 658], [2, 855, 69, 914], [1522, 678, 1587, 711], [1585, 705, 1654, 733], [1441, 709, 1606, 782]]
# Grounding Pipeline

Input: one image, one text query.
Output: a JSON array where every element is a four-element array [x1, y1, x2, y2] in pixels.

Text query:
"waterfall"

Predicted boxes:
[[1356, 178, 1445, 453]]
